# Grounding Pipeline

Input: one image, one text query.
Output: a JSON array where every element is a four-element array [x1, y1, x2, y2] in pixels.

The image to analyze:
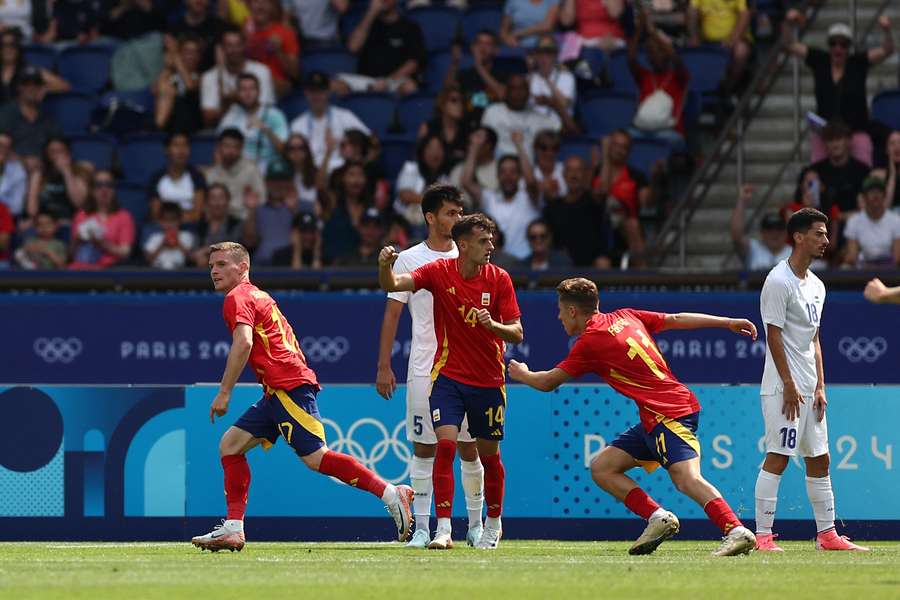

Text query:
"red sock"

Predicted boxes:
[[624, 487, 660, 520], [480, 452, 505, 518], [221, 454, 250, 521], [318, 450, 387, 499], [433, 439, 457, 518], [704, 497, 743, 535]]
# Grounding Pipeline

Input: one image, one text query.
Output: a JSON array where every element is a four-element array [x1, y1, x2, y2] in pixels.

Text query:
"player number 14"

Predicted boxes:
[[458, 304, 479, 327]]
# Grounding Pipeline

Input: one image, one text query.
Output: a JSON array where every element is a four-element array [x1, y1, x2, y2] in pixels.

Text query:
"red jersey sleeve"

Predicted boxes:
[[627, 309, 667, 334], [223, 291, 255, 332], [281, 24, 300, 55], [495, 271, 521, 322], [555, 336, 594, 379], [410, 260, 438, 292]]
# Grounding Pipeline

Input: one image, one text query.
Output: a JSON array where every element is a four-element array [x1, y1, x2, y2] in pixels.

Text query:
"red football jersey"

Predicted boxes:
[[411, 258, 521, 388], [222, 281, 319, 392], [556, 309, 700, 431]]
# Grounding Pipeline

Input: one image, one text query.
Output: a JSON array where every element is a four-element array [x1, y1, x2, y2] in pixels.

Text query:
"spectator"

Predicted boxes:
[[418, 84, 469, 166], [144, 202, 196, 269], [0, 198, 11, 267], [783, 12, 894, 167], [843, 177, 900, 267], [243, 0, 300, 98], [154, 34, 204, 134], [529, 35, 576, 117], [0, 0, 49, 41], [339, 0, 425, 96], [811, 120, 870, 217], [629, 15, 689, 146], [192, 183, 246, 266], [243, 159, 299, 264], [217, 72, 288, 172], [283, 133, 318, 214], [521, 218, 571, 270], [24, 136, 90, 223], [288, 0, 348, 49], [148, 133, 207, 223], [100, 0, 167, 39], [592, 130, 647, 265], [543, 155, 612, 267], [395, 133, 451, 236], [500, 0, 559, 49], [481, 73, 576, 161], [318, 127, 385, 199], [200, 25, 275, 128], [780, 167, 838, 264], [730, 184, 791, 271], [0, 130, 27, 218], [319, 160, 371, 263], [687, 0, 751, 94], [0, 28, 69, 105], [449, 126, 498, 209], [14, 210, 66, 269], [169, 0, 226, 70], [871, 130, 900, 211], [451, 30, 507, 125], [559, 0, 625, 55], [334, 205, 384, 266], [69, 170, 135, 269], [0, 66, 61, 163], [44, 0, 105, 45], [218, 0, 251, 26], [533, 129, 566, 201], [204, 127, 266, 220], [641, 0, 689, 41], [273, 211, 321, 268], [462, 130, 541, 260], [290, 71, 370, 169]]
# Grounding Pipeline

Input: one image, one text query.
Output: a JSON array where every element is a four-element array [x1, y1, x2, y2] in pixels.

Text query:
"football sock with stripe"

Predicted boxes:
[[410, 455, 435, 532], [221, 454, 250, 522], [704, 497, 744, 535], [805, 475, 836, 533], [480, 452, 505, 519], [623, 487, 660, 520], [318, 450, 388, 500], [754, 470, 782, 534], [460, 458, 485, 527], [433, 439, 457, 519]]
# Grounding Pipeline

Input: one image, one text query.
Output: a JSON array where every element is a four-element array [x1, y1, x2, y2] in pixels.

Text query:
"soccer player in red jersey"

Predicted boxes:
[[509, 278, 759, 556], [191, 242, 413, 552], [378, 213, 523, 550]]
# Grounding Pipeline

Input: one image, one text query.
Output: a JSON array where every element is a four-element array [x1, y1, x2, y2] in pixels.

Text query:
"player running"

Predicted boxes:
[[754, 208, 868, 552], [508, 277, 758, 557], [378, 213, 523, 550], [191, 242, 413, 552], [375, 184, 486, 549]]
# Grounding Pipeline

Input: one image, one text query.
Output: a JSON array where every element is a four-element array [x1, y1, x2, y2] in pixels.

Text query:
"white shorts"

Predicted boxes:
[[406, 375, 474, 444], [761, 392, 829, 458]]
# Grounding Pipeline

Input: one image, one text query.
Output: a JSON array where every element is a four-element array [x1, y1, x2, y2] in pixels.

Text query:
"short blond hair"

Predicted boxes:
[[209, 241, 250, 265], [557, 277, 599, 313]]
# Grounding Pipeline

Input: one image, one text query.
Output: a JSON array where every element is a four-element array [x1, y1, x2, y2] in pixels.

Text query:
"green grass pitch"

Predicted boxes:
[[1, 541, 898, 600]]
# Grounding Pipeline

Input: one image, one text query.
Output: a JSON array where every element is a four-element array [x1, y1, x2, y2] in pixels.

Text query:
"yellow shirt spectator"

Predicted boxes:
[[690, 0, 749, 42]]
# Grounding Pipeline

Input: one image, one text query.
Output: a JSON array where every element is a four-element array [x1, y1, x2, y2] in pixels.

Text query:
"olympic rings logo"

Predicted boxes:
[[33, 337, 83, 364], [838, 336, 887, 363], [323, 418, 410, 483], [300, 336, 350, 363]]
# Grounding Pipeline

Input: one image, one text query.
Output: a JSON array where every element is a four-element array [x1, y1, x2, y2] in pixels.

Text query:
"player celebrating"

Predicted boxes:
[[191, 242, 414, 552], [508, 277, 758, 557], [375, 184, 486, 549], [864, 277, 900, 304], [754, 208, 868, 552], [378, 213, 523, 550]]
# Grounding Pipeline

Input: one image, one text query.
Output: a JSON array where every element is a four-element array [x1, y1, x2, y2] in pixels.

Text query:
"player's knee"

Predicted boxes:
[[763, 453, 789, 475], [218, 432, 242, 457], [457, 441, 478, 462], [590, 458, 613, 484], [805, 453, 829, 476]]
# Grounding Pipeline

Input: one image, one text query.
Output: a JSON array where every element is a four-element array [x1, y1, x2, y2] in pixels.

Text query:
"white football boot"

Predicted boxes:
[[629, 510, 680, 555], [191, 520, 245, 552], [428, 528, 454, 550], [712, 526, 756, 556], [474, 523, 502, 549], [466, 523, 484, 547], [406, 528, 430, 549], [386, 484, 415, 542]]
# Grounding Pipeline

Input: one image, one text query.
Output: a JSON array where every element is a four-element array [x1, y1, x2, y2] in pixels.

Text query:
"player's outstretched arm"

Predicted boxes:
[[375, 299, 403, 400], [508, 360, 571, 392], [865, 278, 900, 304], [661, 313, 757, 339], [211, 324, 253, 422], [378, 246, 415, 292]]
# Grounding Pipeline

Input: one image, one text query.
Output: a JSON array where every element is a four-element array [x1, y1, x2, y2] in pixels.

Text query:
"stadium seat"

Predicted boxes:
[[302, 49, 356, 76], [629, 137, 671, 174], [680, 46, 729, 97], [407, 7, 461, 52], [380, 137, 415, 182], [578, 91, 637, 138], [119, 133, 167, 185], [23, 44, 56, 70], [397, 93, 436, 139], [42, 92, 97, 136], [116, 181, 150, 225], [278, 91, 309, 122], [190, 134, 216, 167], [69, 134, 116, 170], [872, 90, 900, 130], [94, 89, 154, 136], [336, 93, 397, 137], [58, 46, 113, 93], [607, 49, 644, 93], [580, 48, 606, 78], [559, 136, 596, 162], [461, 6, 502, 44]]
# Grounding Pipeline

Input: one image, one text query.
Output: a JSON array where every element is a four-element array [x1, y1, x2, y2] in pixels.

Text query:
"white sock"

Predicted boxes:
[[224, 519, 243, 532], [436, 517, 451, 534], [410, 455, 434, 532], [381, 483, 398, 505], [806, 475, 836, 533], [485, 515, 501, 530], [755, 470, 782, 534], [649, 507, 667, 521], [460, 458, 485, 528]]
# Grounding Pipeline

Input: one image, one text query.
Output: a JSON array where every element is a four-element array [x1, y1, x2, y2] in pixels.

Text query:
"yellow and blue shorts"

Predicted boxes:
[[611, 412, 701, 473], [233, 385, 326, 457]]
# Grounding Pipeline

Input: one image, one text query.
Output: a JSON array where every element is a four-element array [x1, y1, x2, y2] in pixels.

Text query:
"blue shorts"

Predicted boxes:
[[610, 412, 701, 473], [429, 374, 506, 440], [233, 385, 326, 457]]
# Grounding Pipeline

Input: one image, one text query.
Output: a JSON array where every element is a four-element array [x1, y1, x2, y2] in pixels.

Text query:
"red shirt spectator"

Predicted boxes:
[[572, 0, 624, 40], [0, 201, 13, 263], [243, 0, 300, 97], [635, 65, 689, 134]]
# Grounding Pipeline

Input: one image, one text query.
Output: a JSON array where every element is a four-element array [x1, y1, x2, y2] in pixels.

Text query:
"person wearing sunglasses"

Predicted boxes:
[[782, 10, 894, 167]]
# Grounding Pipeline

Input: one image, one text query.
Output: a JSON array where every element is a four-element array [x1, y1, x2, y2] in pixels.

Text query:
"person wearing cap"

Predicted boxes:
[[216, 71, 288, 174], [242, 158, 300, 265], [0, 65, 61, 163], [730, 184, 791, 271], [334, 206, 385, 267], [289, 71, 371, 169], [273, 211, 322, 268], [843, 176, 900, 268], [529, 34, 576, 118], [783, 10, 894, 167]]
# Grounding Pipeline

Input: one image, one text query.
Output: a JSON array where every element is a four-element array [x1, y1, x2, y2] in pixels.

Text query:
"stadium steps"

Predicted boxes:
[[665, 0, 899, 269]]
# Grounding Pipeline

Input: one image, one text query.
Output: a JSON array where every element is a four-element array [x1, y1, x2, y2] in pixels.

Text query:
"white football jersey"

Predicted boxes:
[[759, 259, 826, 396], [387, 241, 459, 378]]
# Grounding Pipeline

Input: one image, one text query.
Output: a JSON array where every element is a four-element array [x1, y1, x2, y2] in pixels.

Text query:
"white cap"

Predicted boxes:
[[827, 23, 853, 42]]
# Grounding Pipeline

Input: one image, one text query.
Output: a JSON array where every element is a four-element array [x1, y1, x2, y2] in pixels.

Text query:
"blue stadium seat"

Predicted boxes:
[[278, 91, 309, 122], [407, 7, 461, 52], [682, 89, 702, 128], [94, 89, 154, 136], [629, 137, 671, 174], [397, 93, 436, 138], [69, 134, 116, 170], [116, 181, 150, 226], [58, 46, 113, 93], [336, 93, 397, 137], [191, 134, 216, 167], [302, 49, 356, 76], [872, 90, 900, 130], [380, 137, 415, 182], [578, 91, 637, 137], [339, 4, 367, 41], [607, 49, 647, 93], [23, 44, 56, 70], [559, 136, 596, 162], [42, 92, 97, 136], [119, 133, 167, 185], [424, 50, 473, 93], [461, 6, 502, 44], [680, 46, 729, 96], [580, 48, 606, 78]]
